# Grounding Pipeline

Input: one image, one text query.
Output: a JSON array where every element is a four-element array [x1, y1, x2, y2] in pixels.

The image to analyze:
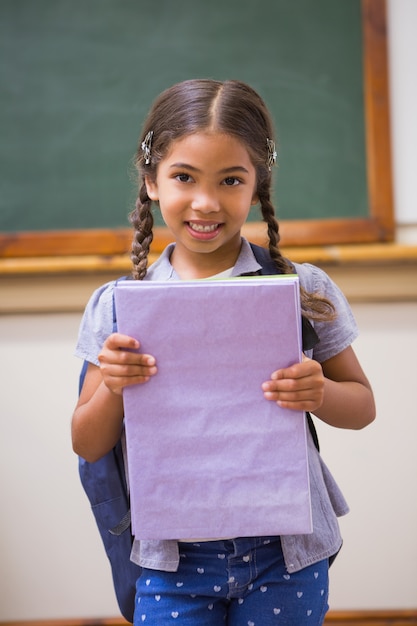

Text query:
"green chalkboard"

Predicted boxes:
[[0, 0, 369, 236]]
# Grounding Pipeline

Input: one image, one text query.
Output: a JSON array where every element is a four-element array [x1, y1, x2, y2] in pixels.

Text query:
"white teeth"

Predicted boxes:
[[189, 222, 219, 233]]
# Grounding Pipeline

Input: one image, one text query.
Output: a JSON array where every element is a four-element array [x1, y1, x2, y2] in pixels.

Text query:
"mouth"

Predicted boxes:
[[185, 220, 223, 241], [187, 221, 221, 233]]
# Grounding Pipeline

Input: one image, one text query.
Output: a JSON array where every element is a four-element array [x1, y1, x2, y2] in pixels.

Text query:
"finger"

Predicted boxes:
[[108, 371, 155, 386], [101, 363, 158, 395], [271, 361, 316, 382], [276, 398, 320, 411], [101, 359, 157, 379], [262, 376, 305, 394], [138, 353, 157, 367], [264, 380, 324, 410], [264, 391, 322, 413], [105, 332, 140, 351], [263, 384, 314, 401], [270, 365, 301, 382], [103, 349, 156, 368]]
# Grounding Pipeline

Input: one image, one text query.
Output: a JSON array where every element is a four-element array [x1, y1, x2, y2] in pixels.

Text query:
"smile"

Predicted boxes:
[[188, 222, 221, 233]]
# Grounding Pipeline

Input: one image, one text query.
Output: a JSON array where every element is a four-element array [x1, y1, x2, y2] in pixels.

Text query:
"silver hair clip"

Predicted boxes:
[[141, 130, 154, 165], [266, 138, 277, 171]]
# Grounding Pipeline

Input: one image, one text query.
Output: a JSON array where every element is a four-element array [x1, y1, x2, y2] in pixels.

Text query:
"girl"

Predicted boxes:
[[72, 79, 375, 625]]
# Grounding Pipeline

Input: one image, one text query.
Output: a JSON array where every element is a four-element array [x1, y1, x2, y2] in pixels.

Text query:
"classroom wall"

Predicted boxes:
[[1, 0, 416, 621]]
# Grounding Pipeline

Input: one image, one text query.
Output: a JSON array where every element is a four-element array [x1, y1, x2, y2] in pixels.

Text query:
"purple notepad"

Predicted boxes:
[[114, 276, 312, 540]]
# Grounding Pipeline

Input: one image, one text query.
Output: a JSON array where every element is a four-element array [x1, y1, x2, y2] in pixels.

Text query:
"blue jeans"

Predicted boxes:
[[134, 536, 329, 625]]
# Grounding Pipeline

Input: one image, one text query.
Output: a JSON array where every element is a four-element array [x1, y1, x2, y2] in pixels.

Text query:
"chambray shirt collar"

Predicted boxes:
[[145, 237, 262, 281]]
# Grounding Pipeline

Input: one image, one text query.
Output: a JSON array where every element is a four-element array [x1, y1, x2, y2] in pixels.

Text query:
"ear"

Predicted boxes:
[[145, 175, 159, 201], [250, 192, 259, 206]]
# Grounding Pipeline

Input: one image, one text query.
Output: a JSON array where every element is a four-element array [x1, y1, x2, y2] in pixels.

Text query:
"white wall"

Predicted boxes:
[[387, 0, 417, 227], [1, 0, 417, 620]]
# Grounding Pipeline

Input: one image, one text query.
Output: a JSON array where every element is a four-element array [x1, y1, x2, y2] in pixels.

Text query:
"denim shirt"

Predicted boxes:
[[76, 238, 355, 573]]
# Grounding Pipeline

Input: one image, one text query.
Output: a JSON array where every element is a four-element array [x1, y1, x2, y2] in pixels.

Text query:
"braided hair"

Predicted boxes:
[[130, 79, 335, 321]]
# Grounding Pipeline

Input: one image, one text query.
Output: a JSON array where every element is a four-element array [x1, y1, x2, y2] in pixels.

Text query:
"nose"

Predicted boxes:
[[191, 187, 220, 213]]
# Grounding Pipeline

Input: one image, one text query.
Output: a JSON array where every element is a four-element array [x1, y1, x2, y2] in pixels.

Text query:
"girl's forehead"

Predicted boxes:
[[164, 132, 252, 163]]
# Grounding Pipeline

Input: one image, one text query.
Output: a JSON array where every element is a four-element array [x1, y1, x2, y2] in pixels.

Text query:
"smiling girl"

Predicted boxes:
[[72, 79, 375, 625]]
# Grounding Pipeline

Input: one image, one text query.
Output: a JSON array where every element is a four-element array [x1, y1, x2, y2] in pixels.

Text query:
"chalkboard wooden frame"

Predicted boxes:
[[0, 0, 393, 260]]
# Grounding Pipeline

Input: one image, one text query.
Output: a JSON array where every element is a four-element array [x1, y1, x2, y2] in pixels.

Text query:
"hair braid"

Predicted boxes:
[[258, 188, 293, 274], [129, 184, 154, 280]]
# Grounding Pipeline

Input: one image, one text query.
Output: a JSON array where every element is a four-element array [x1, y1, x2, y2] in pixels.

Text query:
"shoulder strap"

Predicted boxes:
[[249, 242, 320, 452], [112, 275, 130, 332], [249, 242, 279, 275]]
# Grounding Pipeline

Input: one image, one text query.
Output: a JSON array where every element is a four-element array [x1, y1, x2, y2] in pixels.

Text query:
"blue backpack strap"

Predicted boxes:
[[249, 243, 320, 452], [78, 275, 139, 623], [78, 359, 89, 395], [249, 242, 278, 274]]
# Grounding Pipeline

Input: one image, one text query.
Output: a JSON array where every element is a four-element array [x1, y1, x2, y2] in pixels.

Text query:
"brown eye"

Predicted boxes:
[[176, 173, 192, 183], [223, 177, 240, 186]]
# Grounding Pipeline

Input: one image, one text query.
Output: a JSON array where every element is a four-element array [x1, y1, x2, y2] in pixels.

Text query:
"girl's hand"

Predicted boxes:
[[73, 333, 158, 462], [98, 332, 157, 396], [262, 355, 325, 413]]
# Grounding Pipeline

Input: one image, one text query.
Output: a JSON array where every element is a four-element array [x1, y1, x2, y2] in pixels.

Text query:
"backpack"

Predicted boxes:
[[78, 243, 319, 623], [78, 358, 139, 623]]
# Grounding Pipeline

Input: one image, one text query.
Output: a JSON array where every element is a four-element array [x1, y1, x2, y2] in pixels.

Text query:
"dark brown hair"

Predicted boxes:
[[130, 79, 335, 320]]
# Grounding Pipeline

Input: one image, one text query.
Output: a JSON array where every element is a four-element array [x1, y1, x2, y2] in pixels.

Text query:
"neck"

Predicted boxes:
[[170, 239, 242, 280]]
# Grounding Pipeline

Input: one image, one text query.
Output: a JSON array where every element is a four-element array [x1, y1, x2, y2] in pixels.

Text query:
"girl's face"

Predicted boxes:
[[145, 132, 259, 277]]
